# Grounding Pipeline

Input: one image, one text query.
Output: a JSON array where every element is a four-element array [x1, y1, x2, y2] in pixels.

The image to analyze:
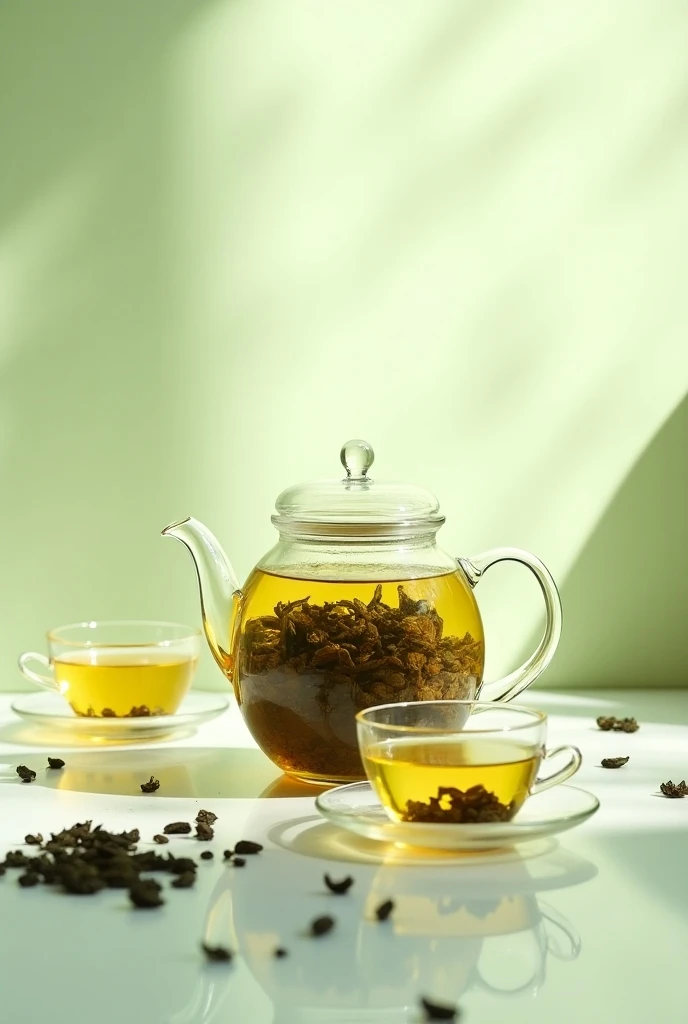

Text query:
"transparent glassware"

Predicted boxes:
[[356, 700, 581, 822], [18, 620, 201, 718], [163, 439, 562, 784]]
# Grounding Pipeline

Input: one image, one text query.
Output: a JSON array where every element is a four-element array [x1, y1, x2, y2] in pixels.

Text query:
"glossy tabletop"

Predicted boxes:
[[0, 688, 686, 1024]]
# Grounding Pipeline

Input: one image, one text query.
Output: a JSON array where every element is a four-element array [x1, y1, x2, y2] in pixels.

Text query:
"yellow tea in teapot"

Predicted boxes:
[[54, 649, 197, 718], [363, 737, 539, 822], [236, 570, 484, 783]]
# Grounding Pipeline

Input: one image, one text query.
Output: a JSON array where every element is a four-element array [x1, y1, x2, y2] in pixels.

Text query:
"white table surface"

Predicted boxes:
[[1, 687, 686, 1024]]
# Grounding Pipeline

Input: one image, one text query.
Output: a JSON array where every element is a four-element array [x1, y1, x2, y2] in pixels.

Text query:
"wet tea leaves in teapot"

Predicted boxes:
[[601, 757, 630, 769], [421, 996, 460, 1021], [47, 757, 65, 770], [324, 873, 354, 894], [240, 579, 483, 779], [140, 776, 160, 793], [660, 780, 688, 798]]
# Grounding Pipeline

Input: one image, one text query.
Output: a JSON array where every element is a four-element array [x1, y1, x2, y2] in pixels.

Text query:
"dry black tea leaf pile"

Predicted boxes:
[[402, 785, 514, 824], [240, 584, 483, 778], [0, 820, 208, 908]]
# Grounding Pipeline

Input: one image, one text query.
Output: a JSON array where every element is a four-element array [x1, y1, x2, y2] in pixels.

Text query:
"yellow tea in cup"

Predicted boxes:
[[356, 700, 582, 825], [363, 737, 540, 822], [54, 648, 198, 717], [19, 621, 201, 718]]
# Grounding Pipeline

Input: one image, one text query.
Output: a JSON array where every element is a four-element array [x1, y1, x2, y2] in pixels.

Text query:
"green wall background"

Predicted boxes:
[[1, 0, 686, 693]]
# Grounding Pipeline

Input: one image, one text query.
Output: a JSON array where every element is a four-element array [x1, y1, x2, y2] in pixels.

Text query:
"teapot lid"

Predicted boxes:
[[272, 439, 444, 539]]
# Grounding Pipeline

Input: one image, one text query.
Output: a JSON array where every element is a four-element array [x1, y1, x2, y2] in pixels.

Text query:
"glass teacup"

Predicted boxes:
[[356, 701, 581, 824], [18, 621, 201, 719]]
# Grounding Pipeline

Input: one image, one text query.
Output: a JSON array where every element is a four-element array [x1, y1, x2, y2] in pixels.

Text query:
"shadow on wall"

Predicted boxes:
[[0, 2, 211, 688], [542, 393, 688, 688]]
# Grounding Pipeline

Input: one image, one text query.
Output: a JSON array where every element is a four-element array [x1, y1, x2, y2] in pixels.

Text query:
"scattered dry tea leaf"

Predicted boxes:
[[4, 851, 31, 868], [616, 717, 639, 733], [200, 851, 214, 861], [47, 758, 65, 770], [421, 996, 460, 1021], [375, 899, 395, 922], [223, 850, 233, 861], [171, 871, 196, 889], [274, 947, 288, 958], [16, 765, 36, 783], [18, 872, 40, 888], [129, 879, 164, 908], [310, 915, 335, 937], [660, 780, 688, 798], [324, 873, 354, 895], [153, 834, 169, 845], [596, 716, 640, 733], [163, 822, 192, 835], [232, 857, 246, 867], [24, 834, 43, 846], [601, 757, 629, 769], [234, 840, 263, 855], [140, 776, 160, 793], [202, 944, 233, 963], [196, 810, 218, 825]]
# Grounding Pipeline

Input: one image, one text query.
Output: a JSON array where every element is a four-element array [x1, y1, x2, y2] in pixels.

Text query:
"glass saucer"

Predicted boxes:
[[11, 690, 230, 740], [316, 782, 599, 850]]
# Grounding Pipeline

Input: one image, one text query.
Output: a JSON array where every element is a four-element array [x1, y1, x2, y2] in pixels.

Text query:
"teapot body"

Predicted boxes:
[[163, 440, 562, 785], [232, 537, 484, 783]]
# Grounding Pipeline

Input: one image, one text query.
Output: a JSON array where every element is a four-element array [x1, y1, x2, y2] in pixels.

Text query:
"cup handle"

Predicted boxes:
[[18, 652, 58, 692], [539, 900, 581, 961], [531, 745, 582, 795], [457, 548, 562, 703]]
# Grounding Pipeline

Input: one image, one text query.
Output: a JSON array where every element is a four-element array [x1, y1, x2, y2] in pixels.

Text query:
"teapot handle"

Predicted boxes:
[[457, 547, 562, 703]]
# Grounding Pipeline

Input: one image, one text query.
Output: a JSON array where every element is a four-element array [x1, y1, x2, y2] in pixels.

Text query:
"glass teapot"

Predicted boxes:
[[163, 439, 561, 784]]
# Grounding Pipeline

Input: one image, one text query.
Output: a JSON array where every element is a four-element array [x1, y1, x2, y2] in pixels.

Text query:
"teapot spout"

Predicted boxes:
[[162, 517, 242, 679]]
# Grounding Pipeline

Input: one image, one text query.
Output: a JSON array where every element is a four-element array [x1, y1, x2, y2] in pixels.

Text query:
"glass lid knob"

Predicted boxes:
[[340, 439, 375, 481]]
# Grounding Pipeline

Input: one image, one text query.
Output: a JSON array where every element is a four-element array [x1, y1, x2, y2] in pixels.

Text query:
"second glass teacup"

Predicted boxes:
[[357, 701, 581, 824], [18, 621, 201, 719]]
